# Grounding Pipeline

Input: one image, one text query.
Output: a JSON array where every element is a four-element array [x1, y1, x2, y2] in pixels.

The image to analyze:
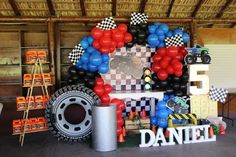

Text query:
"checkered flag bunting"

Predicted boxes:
[[165, 34, 184, 47], [130, 12, 148, 25], [68, 44, 85, 65], [96, 17, 116, 30], [209, 86, 228, 103]]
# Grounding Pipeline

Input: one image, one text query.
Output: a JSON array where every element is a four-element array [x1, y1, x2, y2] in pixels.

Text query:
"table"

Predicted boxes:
[[109, 90, 164, 116], [221, 88, 236, 126]]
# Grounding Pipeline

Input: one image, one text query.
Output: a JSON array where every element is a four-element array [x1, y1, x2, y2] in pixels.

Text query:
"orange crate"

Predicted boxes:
[[35, 95, 44, 109], [37, 50, 47, 62], [42, 73, 51, 85], [23, 74, 32, 86], [26, 96, 35, 109], [13, 120, 22, 134], [29, 118, 38, 131], [16, 96, 26, 110], [33, 74, 42, 85], [21, 119, 32, 132], [26, 50, 37, 63], [37, 117, 48, 130]]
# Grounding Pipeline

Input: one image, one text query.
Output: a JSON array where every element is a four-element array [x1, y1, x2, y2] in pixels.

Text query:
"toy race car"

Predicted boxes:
[[184, 44, 211, 64]]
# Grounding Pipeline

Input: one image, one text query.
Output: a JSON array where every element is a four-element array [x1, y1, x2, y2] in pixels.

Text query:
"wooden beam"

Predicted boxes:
[[215, 0, 232, 18], [191, 0, 204, 18], [231, 23, 236, 28], [46, 0, 55, 16], [167, 0, 175, 17], [190, 20, 197, 46], [8, 0, 21, 16], [139, 0, 148, 13], [80, 0, 86, 16], [112, 0, 117, 16]]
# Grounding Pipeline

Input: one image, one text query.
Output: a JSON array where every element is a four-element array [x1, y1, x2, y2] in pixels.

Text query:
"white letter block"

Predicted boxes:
[[139, 129, 155, 147], [189, 64, 209, 95]]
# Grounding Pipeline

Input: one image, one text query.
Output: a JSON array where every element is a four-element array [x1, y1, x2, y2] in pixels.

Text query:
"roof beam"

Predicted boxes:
[[139, 0, 148, 13], [112, 0, 116, 16], [80, 0, 86, 16], [231, 23, 236, 28], [191, 0, 204, 18], [8, 0, 21, 16], [215, 0, 232, 18], [46, 0, 55, 16], [167, 0, 175, 17]]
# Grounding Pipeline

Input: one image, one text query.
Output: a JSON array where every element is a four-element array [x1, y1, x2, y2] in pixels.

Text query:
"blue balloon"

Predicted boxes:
[[88, 64, 98, 72], [104, 61, 109, 65], [174, 29, 183, 35], [182, 33, 190, 43], [158, 42, 165, 48], [89, 53, 102, 66], [156, 100, 166, 110], [166, 31, 173, 37], [163, 95, 170, 101], [76, 60, 82, 69], [80, 40, 89, 49], [86, 46, 96, 54], [159, 24, 169, 34], [156, 109, 168, 119], [82, 64, 88, 70], [154, 22, 161, 27], [167, 108, 174, 115], [87, 36, 94, 45], [101, 54, 110, 62], [92, 50, 101, 55], [150, 116, 157, 125], [80, 53, 90, 63], [155, 29, 164, 35], [157, 119, 168, 128], [158, 34, 165, 41], [82, 36, 88, 41], [148, 25, 156, 34], [147, 34, 159, 46], [98, 63, 109, 74]]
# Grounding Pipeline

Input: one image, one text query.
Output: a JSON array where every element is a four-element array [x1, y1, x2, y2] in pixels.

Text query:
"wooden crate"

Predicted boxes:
[[125, 118, 150, 134]]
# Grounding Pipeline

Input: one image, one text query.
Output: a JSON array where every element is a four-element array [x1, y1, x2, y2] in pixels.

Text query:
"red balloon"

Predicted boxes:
[[92, 40, 100, 49], [117, 118, 124, 126], [173, 61, 183, 71], [110, 46, 115, 53], [175, 70, 183, 77], [101, 94, 110, 105], [167, 46, 179, 58], [111, 40, 117, 47], [157, 48, 166, 56], [111, 98, 122, 105], [95, 78, 104, 86], [163, 56, 172, 62], [103, 30, 112, 37], [152, 54, 162, 63], [157, 69, 168, 80], [117, 110, 122, 119], [120, 100, 126, 110], [124, 32, 132, 43], [171, 59, 179, 65], [166, 66, 175, 74], [100, 47, 110, 54], [91, 27, 103, 39], [175, 53, 183, 61], [94, 85, 105, 97], [111, 28, 118, 34], [104, 84, 112, 94], [152, 62, 161, 73], [99, 37, 112, 47], [118, 24, 128, 33], [117, 126, 122, 136], [179, 47, 188, 57], [112, 31, 124, 42], [117, 41, 124, 48], [160, 60, 169, 69]]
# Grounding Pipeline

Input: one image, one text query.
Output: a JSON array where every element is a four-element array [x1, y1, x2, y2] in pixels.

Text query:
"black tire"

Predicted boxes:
[[46, 85, 100, 142], [184, 55, 195, 64], [201, 54, 211, 64]]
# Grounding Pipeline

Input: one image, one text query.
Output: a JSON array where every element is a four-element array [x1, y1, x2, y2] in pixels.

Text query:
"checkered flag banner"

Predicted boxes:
[[96, 17, 116, 30], [165, 34, 184, 47], [68, 44, 85, 65], [209, 86, 228, 103], [130, 12, 148, 25]]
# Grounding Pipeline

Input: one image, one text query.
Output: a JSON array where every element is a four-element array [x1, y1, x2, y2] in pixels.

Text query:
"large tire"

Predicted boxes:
[[201, 54, 211, 64], [46, 85, 100, 142], [184, 54, 195, 64]]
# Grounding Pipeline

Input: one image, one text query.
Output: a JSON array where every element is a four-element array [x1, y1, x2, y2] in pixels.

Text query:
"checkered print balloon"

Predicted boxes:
[[130, 12, 148, 25], [209, 86, 228, 103], [165, 34, 184, 48], [96, 17, 116, 30], [68, 44, 85, 65]]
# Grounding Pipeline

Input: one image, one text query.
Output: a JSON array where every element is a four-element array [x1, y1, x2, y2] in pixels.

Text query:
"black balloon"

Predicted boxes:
[[175, 90, 183, 96], [77, 68, 86, 77], [86, 79, 96, 89], [68, 66, 77, 75], [71, 75, 79, 81], [181, 73, 189, 82], [172, 83, 180, 90], [138, 31, 146, 39], [77, 79, 85, 85], [126, 42, 135, 48], [139, 23, 147, 30], [166, 86, 174, 93], [159, 80, 168, 87], [85, 71, 96, 78], [172, 76, 181, 82]]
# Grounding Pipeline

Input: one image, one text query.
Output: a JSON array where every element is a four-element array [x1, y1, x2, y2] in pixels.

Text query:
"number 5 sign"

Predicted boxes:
[[189, 65, 209, 95]]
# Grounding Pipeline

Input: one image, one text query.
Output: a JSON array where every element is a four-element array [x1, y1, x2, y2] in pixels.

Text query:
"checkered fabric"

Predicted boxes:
[[68, 44, 85, 65], [130, 12, 148, 25], [209, 86, 228, 103], [102, 45, 155, 91], [96, 17, 116, 30], [123, 97, 159, 116], [165, 34, 184, 48]]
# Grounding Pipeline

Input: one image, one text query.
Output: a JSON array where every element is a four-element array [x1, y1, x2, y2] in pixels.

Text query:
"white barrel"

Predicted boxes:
[[92, 104, 117, 152]]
